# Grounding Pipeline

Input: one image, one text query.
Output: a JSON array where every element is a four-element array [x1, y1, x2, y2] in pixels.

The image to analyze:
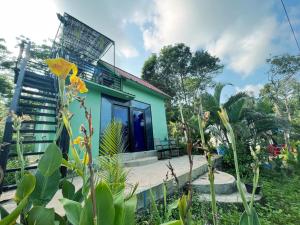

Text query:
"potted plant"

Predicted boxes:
[[245, 182, 262, 195]]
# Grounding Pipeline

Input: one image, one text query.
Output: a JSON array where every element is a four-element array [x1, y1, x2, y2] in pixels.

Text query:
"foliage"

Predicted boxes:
[[0, 58, 137, 225], [98, 121, 132, 196], [142, 44, 223, 124], [219, 108, 261, 225], [222, 140, 253, 178], [137, 165, 300, 225], [0, 38, 14, 70]]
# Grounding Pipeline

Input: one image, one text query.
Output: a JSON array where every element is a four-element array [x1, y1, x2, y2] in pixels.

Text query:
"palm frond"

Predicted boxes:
[[223, 92, 249, 109], [213, 83, 231, 106], [227, 98, 247, 123], [97, 121, 128, 195]]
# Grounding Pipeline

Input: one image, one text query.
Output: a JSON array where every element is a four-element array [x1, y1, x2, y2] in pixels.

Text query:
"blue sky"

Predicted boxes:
[[1, 0, 299, 101]]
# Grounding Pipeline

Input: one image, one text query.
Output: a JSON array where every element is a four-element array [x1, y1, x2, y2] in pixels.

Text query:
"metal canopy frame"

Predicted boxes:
[[54, 13, 115, 66]]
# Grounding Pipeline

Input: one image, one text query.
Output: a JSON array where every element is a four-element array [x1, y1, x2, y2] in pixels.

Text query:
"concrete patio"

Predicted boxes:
[[1, 155, 221, 214]]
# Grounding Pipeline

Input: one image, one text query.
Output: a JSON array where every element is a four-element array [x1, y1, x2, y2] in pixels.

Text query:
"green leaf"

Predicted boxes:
[[0, 197, 28, 225], [15, 173, 36, 203], [113, 193, 125, 225], [27, 206, 55, 225], [239, 208, 261, 225], [95, 182, 115, 225], [79, 199, 93, 225], [30, 170, 61, 206], [38, 143, 62, 177], [73, 188, 84, 203], [79, 182, 116, 225], [161, 220, 183, 225], [59, 198, 82, 225], [60, 179, 75, 200], [123, 195, 137, 225], [149, 189, 161, 224], [178, 195, 187, 221], [0, 205, 9, 220]]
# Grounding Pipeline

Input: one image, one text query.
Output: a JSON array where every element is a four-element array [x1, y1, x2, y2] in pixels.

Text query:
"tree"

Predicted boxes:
[[0, 38, 14, 100], [142, 44, 223, 105], [0, 38, 14, 70], [266, 54, 300, 122]]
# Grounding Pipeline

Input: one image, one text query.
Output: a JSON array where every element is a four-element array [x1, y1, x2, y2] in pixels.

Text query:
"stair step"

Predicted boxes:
[[18, 110, 57, 117], [5, 164, 38, 173], [23, 79, 54, 89], [192, 171, 236, 195], [197, 184, 262, 203], [25, 72, 55, 81], [8, 151, 45, 158], [24, 75, 54, 86], [22, 120, 57, 125], [19, 103, 57, 111], [123, 156, 158, 167], [15, 129, 56, 134], [10, 140, 54, 144], [21, 89, 57, 99], [23, 81, 55, 92], [20, 96, 57, 105]]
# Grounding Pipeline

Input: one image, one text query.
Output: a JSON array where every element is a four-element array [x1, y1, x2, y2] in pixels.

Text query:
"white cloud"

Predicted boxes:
[[0, 0, 59, 54], [135, 0, 297, 76], [235, 84, 263, 97], [0, 0, 144, 60]]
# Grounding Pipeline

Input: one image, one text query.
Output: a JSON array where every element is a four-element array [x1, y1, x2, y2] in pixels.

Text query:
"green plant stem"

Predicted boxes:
[[250, 167, 259, 209], [54, 121, 64, 143], [54, 79, 66, 143], [228, 125, 251, 215], [197, 113, 218, 225], [16, 128, 25, 179], [208, 154, 218, 225]]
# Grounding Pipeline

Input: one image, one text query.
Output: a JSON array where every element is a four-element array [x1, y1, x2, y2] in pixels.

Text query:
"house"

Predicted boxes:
[[0, 12, 170, 192], [69, 61, 170, 157], [56, 13, 170, 157]]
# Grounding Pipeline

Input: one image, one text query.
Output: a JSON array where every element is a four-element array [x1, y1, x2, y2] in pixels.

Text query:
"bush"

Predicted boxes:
[[222, 140, 253, 178]]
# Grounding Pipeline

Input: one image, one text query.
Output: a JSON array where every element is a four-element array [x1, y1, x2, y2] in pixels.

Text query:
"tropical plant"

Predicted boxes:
[[218, 108, 261, 225], [148, 183, 178, 225], [0, 58, 137, 225], [197, 105, 218, 225]]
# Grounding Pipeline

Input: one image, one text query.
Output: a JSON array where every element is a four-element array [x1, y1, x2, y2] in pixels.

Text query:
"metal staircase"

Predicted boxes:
[[0, 42, 65, 193]]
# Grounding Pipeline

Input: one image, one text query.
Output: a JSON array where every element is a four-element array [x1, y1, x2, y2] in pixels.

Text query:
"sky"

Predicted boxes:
[[1, 0, 300, 101]]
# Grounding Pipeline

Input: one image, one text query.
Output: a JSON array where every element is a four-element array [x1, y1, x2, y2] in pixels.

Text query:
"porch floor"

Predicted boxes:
[[1, 155, 221, 214]]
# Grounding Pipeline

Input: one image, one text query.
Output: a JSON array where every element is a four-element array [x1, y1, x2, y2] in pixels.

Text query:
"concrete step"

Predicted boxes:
[[192, 171, 236, 195], [119, 150, 157, 162], [123, 156, 158, 167], [197, 184, 262, 203]]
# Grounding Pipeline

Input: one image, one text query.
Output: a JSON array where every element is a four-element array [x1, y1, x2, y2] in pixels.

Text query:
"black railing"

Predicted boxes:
[[67, 54, 122, 90]]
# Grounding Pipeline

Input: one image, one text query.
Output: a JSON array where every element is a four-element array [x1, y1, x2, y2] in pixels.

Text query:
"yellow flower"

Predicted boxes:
[[77, 78, 88, 93], [73, 136, 83, 145], [69, 74, 88, 93], [45, 58, 78, 79], [70, 74, 79, 84]]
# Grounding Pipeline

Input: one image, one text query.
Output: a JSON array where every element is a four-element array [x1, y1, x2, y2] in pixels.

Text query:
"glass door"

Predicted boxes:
[[113, 105, 129, 151], [132, 109, 146, 151]]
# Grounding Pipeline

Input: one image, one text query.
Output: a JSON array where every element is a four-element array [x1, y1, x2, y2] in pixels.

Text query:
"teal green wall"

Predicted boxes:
[[69, 78, 168, 157], [69, 83, 101, 158], [122, 80, 168, 142]]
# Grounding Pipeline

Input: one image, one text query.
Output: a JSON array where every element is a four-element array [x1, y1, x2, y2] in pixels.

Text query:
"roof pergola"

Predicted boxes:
[[55, 13, 115, 63]]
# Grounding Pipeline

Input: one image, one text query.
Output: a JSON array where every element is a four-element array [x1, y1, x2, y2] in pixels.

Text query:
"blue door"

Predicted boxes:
[[132, 109, 146, 151]]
